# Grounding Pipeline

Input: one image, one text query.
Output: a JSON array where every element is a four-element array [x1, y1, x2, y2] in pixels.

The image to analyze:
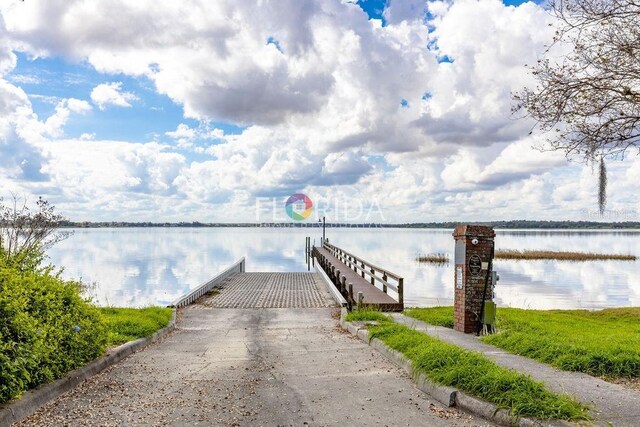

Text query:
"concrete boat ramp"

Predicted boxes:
[[16, 272, 487, 426]]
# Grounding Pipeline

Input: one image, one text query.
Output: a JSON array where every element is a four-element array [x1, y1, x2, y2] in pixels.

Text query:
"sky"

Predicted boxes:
[[0, 0, 638, 223]]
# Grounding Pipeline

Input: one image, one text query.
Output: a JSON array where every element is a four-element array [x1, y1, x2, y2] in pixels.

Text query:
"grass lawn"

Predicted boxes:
[[406, 306, 640, 378], [345, 309, 391, 323], [99, 307, 173, 346], [346, 310, 589, 421]]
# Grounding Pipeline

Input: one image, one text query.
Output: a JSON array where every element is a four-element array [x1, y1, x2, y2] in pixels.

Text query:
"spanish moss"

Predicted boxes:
[[599, 157, 607, 215]]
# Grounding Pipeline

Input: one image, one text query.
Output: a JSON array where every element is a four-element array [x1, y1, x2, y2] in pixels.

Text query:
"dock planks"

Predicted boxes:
[[314, 246, 403, 311]]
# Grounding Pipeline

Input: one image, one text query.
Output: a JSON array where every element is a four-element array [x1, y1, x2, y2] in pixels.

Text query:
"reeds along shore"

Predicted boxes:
[[415, 253, 449, 264], [415, 250, 637, 263], [495, 249, 637, 261]]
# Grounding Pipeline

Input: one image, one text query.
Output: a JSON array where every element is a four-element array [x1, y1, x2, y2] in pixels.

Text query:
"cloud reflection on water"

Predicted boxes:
[[46, 228, 640, 309]]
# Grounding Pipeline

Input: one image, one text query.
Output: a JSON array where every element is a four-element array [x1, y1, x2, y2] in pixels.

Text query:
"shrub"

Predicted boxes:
[[0, 259, 107, 403]]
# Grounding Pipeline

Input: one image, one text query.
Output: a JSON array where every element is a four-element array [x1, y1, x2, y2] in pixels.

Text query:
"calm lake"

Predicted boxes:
[[46, 227, 640, 310]]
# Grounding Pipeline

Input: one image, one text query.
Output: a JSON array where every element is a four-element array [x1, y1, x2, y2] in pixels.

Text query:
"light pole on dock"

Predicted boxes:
[[319, 216, 325, 244]]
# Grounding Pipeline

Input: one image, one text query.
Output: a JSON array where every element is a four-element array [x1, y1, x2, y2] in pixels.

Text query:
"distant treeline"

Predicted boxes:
[[396, 221, 640, 229], [59, 220, 640, 229]]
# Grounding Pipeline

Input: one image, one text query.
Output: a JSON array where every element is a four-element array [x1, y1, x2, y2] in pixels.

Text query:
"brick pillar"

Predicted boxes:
[[453, 225, 495, 334]]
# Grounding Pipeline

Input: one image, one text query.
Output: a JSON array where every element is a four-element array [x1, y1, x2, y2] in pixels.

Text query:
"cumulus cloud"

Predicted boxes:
[[90, 82, 137, 110], [0, 0, 637, 221], [165, 123, 225, 150], [416, 0, 554, 145], [43, 98, 91, 137]]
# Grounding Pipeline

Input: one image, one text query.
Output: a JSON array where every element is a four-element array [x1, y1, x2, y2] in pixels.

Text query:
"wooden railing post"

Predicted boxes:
[[317, 242, 404, 309]]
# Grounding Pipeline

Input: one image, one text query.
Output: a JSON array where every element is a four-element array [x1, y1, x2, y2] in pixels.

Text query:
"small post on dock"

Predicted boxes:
[[305, 236, 310, 270], [382, 272, 388, 294]]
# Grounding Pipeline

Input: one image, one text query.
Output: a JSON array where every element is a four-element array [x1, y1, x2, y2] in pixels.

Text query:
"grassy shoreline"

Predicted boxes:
[[345, 310, 589, 421], [99, 307, 173, 346], [406, 306, 640, 378]]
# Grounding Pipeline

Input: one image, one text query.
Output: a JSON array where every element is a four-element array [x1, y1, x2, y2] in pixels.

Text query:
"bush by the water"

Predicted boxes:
[[0, 258, 108, 403]]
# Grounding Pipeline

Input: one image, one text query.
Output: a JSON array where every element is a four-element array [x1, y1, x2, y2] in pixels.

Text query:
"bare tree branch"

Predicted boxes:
[[514, 0, 640, 213], [0, 196, 71, 269]]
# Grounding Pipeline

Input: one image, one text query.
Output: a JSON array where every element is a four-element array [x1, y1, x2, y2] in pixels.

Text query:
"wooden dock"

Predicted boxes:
[[313, 242, 404, 312]]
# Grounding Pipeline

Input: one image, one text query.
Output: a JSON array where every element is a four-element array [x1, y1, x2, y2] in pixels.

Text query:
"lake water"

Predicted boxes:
[[45, 227, 640, 310]]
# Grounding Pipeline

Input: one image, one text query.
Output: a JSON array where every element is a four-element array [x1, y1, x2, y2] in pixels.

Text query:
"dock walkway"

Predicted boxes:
[[314, 245, 403, 311], [17, 272, 484, 426]]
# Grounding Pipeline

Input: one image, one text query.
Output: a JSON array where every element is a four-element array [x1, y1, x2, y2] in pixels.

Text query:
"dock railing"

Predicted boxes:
[[169, 257, 246, 308], [322, 242, 404, 306]]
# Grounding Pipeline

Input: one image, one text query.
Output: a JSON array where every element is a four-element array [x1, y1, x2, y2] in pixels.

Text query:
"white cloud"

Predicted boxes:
[[0, 0, 637, 222], [165, 123, 226, 149], [165, 123, 196, 140], [90, 82, 138, 110], [43, 98, 91, 137]]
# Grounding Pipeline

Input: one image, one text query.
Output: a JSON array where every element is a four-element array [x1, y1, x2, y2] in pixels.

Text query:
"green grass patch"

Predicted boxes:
[[405, 306, 454, 328], [99, 307, 173, 346], [367, 322, 589, 421], [406, 306, 640, 378], [345, 309, 391, 323]]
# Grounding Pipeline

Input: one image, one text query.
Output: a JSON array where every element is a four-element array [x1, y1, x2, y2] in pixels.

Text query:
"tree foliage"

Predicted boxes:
[[514, 0, 640, 213]]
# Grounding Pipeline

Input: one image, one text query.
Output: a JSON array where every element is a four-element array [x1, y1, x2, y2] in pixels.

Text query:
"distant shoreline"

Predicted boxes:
[[59, 220, 640, 230]]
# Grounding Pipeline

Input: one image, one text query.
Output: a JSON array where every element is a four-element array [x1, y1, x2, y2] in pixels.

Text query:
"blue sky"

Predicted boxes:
[[8, 53, 244, 147], [6, 0, 538, 145]]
